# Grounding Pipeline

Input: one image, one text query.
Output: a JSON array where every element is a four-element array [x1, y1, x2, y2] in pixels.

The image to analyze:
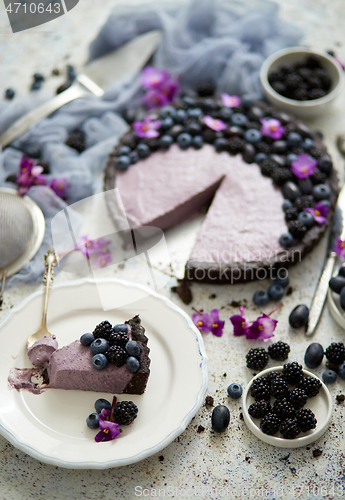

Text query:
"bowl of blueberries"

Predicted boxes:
[[260, 46, 344, 118]]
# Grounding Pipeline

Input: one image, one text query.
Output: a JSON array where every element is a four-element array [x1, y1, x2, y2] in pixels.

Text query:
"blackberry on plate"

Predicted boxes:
[[93, 321, 114, 341], [311, 169, 327, 186], [272, 398, 296, 419], [296, 408, 317, 432], [271, 168, 294, 186], [325, 342, 345, 365], [256, 141, 271, 154], [228, 136, 245, 153], [268, 341, 290, 361], [263, 371, 281, 384], [260, 413, 281, 435], [106, 345, 128, 367], [287, 220, 307, 239], [297, 376, 322, 397], [280, 418, 300, 439], [246, 348, 269, 370], [285, 207, 299, 222], [250, 378, 271, 401], [113, 401, 138, 425], [108, 331, 129, 348], [289, 388, 308, 409], [294, 195, 316, 211], [271, 376, 289, 400], [283, 362, 304, 385], [196, 80, 216, 97], [248, 400, 272, 418], [260, 158, 277, 177]]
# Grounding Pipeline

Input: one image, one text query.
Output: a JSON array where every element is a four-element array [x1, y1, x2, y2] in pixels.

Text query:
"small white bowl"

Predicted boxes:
[[260, 46, 344, 118], [243, 366, 332, 448]]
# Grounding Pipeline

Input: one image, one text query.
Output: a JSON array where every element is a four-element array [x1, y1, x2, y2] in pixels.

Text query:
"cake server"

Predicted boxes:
[[0, 30, 162, 148]]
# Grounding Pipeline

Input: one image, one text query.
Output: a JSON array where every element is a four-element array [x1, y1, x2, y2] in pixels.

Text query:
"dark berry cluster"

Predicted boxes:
[[246, 341, 291, 370], [268, 55, 332, 101], [248, 362, 319, 439], [86, 397, 139, 432]]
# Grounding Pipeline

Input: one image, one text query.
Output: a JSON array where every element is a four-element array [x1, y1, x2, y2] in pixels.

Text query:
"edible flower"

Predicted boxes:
[[48, 177, 71, 200], [16, 156, 46, 195], [291, 154, 317, 179], [221, 93, 241, 108], [204, 115, 227, 132], [76, 235, 113, 268], [95, 409, 121, 443], [192, 308, 225, 337], [230, 306, 251, 337], [304, 202, 329, 225], [334, 237, 345, 259], [141, 67, 180, 109], [133, 116, 162, 138], [260, 118, 285, 140], [230, 306, 279, 340], [96, 252, 112, 268], [140, 67, 170, 89]]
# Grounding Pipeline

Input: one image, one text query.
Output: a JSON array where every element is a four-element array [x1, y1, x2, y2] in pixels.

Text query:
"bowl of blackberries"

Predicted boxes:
[[260, 47, 344, 118]]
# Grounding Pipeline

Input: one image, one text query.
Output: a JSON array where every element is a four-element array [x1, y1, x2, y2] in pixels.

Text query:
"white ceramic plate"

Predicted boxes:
[[327, 265, 345, 329], [0, 279, 207, 469], [243, 367, 332, 448]]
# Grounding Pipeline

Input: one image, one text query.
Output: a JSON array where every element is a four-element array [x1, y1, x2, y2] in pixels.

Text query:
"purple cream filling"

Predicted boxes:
[[27, 335, 58, 368]]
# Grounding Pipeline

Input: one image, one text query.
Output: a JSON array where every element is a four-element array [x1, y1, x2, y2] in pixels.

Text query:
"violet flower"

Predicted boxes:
[[230, 306, 250, 337], [140, 66, 170, 89], [142, 89, 170, 110], [246, 314, 277, 340], [95, 410, 121, 443], [204, 115, 227, 132], [49, 178, 70, 200], [93, 237, 112, 255], [304, 202, 329, 225], [208, 309, 225, 337], [16, 156, 46, 195], [192, 310, 212, 334], [221, 93, 241, 108], [133, 116, 162, 138], [291, 154, 317, 179], [95, 252, 112, 268], [76, 235, 96, 258], [334, 237, 345, 259], [260, 118, 285, 140]]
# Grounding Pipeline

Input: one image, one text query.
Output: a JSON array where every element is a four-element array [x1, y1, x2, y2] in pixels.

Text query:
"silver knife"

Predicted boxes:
[[0, 30, 162, 148], [305, 184, 345, 336]]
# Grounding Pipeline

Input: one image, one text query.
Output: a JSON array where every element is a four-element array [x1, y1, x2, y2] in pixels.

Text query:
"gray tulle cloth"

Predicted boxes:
[[0, 0, 302, 286]]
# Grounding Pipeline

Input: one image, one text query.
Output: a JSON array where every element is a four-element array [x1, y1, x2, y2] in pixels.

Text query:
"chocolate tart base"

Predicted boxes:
[[123, 315, 150, 395]]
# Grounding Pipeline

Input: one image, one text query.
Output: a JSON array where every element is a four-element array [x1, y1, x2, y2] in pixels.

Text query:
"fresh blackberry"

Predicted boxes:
[[309, 88, 326, 100], [310, 169, 327, 184], [256, 141, 271, 154], [106, 345, 128, 367], [285, 73, 303, 89], [245, 121, 261, 130], [202, 129, 217, 144], [66, 129, 86, 153], [297, 376, 322, 397], [246, 348, 269, 370], [271, 376, 289, 400], [283, 362, 304, 385], [263, 371, 280, 384], [290, 146, 304, 156], [260, 158, 278, 177], [113, 401, 138, 425], [272, 398, 296, 419], [296, 408, 317, 432], [289, 388, 308, 409], [142, 137, 160, 151], [280, 418, 300, 439], [108, 331, 129, 348], [293, 195, 315, 211], [294, 88, 309, 101], [271, 168, 294, 186], [325, 342, 345, 365], [306, 54, 322, 69], [309, 147, 325, 160], [285, 207, 299, 222], [287, 220, 307, 239], [307, 76, 322, 90], [268, 341, 290, 361], [93, 321, 114, 341], [298, 67, 312, 79], [271, 81, 287, 95], [250, 378, 271, 401], [196, 80, 216, 97], [260, 413, 281, 435], [228, 136, 245, 154], [248, 400, 272, 418]]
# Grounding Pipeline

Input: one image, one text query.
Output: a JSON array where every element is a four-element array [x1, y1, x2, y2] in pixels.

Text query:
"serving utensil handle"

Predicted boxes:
[[41, 248, 57, 329]]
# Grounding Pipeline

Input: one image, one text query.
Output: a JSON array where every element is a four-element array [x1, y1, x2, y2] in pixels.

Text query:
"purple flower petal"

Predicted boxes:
[[291, 154, 317, 179], [221, 93, 241, 108], [133, 116, 162, 137], [208, 309, 225, 337], [140, 66, 170, 89], [192, 312, 212, 333], [49, 178, 71, 200], [95, 252, 112, 268], [95, 412, 121, 442], [16, 156, 46, 195], [230, 307, 250, 336], [247, 314, 276, 340], [204, 115, 227, 132], [76, 235, 95, 257], [142, 89, 170, 110], [304, 201, 329, 225], [93, 237, 112, 255], [334, 237, 345, 258], [260, 118, 285, 140]]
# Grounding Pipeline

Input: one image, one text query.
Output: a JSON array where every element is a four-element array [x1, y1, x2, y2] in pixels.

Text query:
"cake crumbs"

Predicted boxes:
[[197, 425, 205, 433], [336, 394, 345, 404], [158, 455, 164, 462], [245, 456, 251, 463], [286, 286, 293, 296], [239, 412, 244, 420], [209, 293, 216, 299], [313, 449, 322, 457], [205, 396, 214, 406], [171, 279, 192, 305], [229, 300, 247, 308]]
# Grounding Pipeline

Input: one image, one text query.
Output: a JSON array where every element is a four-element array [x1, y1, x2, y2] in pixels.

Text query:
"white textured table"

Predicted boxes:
[[1, 1, 345, 499]]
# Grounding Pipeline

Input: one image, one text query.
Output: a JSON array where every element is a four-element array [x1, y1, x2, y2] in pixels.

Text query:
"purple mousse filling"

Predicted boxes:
[[27, 335, 58, 368]]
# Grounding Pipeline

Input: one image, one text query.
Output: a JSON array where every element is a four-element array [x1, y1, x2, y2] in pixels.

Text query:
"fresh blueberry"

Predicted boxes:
[[192, 135, 204, 149], [80, 333, 94, 346], [5, 88, 15, 100], [86, 413, 99, 429], [254, 152, 268, 164], [286, 153, 298, 167], [185, 122, 202, 136], [340, 287, 345, 310], [274, 273, 289, 288], [114, 324, 129, 334], [231, 113, 247, 126], [244, 129, 261, 143], [214, 138, 228, 152], [339, 265, 345, 278], [320, 200, 331, 209], [312, 184, 331, 201], [241, 94, 254, 109], [218, 107, 233, 120], [289, 304, 309, 329], [159, 135, 173, 148], [161, 117, 174, 131], [175, 109, 187, 123], [129, 151, 139, 164], [322, 370, 337, 384], [126, 356, 140, 373], [136, 143, 150, 159], [253, 290, 270, 306], [126, 341, 141, 357], [279, 232, 294, 248], [268, 284, 284, 301], [177, 133, 193, 149], [318, 155, 333, 174], [298, 211, 314, 229], [282, 182, 301, 201], [270, 154, 286, 167], [31, 80, 42, 91], [187, 108, 203, 119], [304, 343, 324, 369], [95, 398, 111, 413], [298, 178, 313, 195], [160, 105, 177, 120], [282, 199, 293, 212], [287, 132, 303, 147], [329, 276, 345, 294], [271, 140, 288, 154], [211, 405, 230, 432], [115, 155, 131, 171], [90, 338, 109, 355], [302, 138, 314, 151], [227, 383, 243, 399], [247, 106, 264, 120], [33, 72, 45, 82], [92, 353, 108, 370], [338, 363, 345, 380], [182, 96, 196, 108], [118, 145, 132, 156]]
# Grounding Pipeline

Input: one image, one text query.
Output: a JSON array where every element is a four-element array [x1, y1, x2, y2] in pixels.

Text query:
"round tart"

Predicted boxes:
[[104, 96, 338, 283]]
